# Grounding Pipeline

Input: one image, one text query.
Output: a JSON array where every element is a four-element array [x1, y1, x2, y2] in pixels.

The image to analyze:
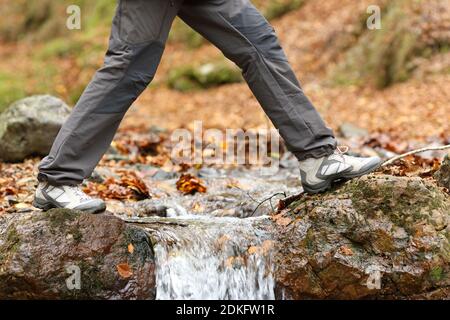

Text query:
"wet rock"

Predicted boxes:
[[0, 173, 448, 300], [435, 152, 450, 190], [151, 169, 178, 181], [279, 152, 298, 169], [338, 123, 369, 139], [131, 200, 168, 217], [274, 175, 450, 299], [198, 167, 223, 178], [0, 95, 71, 162], [0, 209, 155, 299]]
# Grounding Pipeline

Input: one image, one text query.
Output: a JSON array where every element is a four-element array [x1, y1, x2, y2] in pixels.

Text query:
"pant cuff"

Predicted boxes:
[[293, 144, 336, 161]]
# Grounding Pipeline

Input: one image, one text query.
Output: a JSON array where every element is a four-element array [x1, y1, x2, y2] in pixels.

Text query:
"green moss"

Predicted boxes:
[[0, 0, 115, 42], [38, 38, 83, 59], [0, 225, 21, 265], [168, 59, 243, 91], [303, 228, 316, 253], [45, 208, 79, 230], [62, 257, 110, 299], [0, 72, 27, 113], [429, 266, 443, 282], [260, 0, 305, 20], [330, 0, 435, 88], [69, 226, 83, 243], [123, 227, 154, 265], [347, 177, 447, 232]]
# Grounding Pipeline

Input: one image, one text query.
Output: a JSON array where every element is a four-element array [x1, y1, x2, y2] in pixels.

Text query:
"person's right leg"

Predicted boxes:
[[35, 0, 182, 212], [179, 0, 337, 162], [178, 0, 380, 194]]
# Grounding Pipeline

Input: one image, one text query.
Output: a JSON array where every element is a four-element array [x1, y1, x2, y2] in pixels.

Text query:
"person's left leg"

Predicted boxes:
[[178, 0, 381, 193], [35, 0, 183, 212]]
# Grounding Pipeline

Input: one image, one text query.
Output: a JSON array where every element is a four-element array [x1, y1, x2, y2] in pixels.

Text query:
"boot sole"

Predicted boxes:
[[33, 197, 106, 214]]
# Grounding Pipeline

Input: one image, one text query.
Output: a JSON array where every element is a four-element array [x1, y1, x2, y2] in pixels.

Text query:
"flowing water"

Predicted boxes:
[[149, 216, 275, 299], [113, 166, 301, 300]]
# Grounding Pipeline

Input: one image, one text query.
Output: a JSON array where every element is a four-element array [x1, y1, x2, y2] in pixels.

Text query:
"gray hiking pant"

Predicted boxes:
[[38, 0, 337, 185]]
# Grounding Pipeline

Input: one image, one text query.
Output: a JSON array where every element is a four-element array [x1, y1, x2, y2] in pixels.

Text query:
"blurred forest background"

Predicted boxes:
[[0, 0, 448, 140]]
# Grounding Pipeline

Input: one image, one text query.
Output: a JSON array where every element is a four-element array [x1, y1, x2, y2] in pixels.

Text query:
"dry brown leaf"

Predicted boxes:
[[339, 246, 354, 256], [248, 246, 261, 255], [225, 256, 235, 268], [176, 174, 207, 195], [117, 263, 133, 278]]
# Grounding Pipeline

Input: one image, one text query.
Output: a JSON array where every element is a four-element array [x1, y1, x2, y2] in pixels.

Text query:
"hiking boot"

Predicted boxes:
[[33, 182, 106, 214], [299, 147, 381, 194]]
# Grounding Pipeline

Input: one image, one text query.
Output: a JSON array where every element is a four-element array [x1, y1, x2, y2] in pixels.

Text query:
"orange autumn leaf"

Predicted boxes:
[[117, 263, 133, 278], [225, 257, 235, 268], [248, 246, 261, 255], [176, 174, 207, 195], [339, 246, 354, 256], [128, 243, 134, 254]]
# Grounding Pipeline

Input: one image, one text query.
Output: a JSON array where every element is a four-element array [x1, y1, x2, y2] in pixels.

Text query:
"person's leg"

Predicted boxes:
[[35, 0, 183, 211], [178, 0, 337, 161], [178, 0, 380, 193], [38, 0, 182, 186]]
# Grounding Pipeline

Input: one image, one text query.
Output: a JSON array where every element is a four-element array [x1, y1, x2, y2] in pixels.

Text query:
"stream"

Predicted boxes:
[[110, 164, 301, 300]]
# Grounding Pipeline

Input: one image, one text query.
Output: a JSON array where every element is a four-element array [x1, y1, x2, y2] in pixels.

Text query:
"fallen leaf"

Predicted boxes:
[[339, 246, 354, 256], [128, 243, 134, 254], [225, 256, 235, 268], [176, 174, 207, 195], [117, 263, 133, 278], [248, 246, 261, 255]]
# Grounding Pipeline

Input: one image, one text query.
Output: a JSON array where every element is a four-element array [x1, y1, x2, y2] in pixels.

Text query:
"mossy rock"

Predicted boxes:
[[435, 152, 450, 190], [331, 0, 449, 88], [275, 174, 450, 299], [168, 59, 243, 92], [0, 210, 156, 299]]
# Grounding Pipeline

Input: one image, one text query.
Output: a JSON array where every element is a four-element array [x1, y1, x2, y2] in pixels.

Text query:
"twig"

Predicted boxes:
[[120, 217, 188, 227], [251, 192, 287, 216], [382, 144, 450, 167], [231, 185, 259, 203], [277, 191, 304, 212]]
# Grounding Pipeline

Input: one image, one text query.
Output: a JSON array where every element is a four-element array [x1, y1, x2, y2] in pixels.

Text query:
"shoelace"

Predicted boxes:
[[336, 145, 349, 154], [333, 146, 350, 165], [70, 186, 92, 202]]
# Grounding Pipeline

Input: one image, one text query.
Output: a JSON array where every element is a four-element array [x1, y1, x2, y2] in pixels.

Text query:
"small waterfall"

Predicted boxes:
[[148, 216, 275, 300], [116, 168, 302, 300]]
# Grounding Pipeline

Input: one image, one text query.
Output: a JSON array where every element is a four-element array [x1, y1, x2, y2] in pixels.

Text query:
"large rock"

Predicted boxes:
[[435, 152, 450, 190], [0, 209, 155, 299], [0, 95, 70, 162], [274, 175, 450, 299], [0, 175, 448, 300]]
